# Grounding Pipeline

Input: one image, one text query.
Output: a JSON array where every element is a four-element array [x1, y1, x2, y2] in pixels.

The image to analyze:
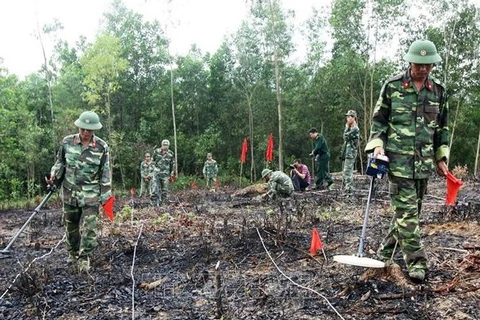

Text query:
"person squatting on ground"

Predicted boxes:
[[365, 39, 449, 282], [289, 159, 311, 191], [341, 110, 359, 196], [261, 169, 294, 200], [139, 152, 154, 198], [151, 139, 175, 206], [46, 111, 112, 273], [203, 152, 218, 189], [308, 127, 334, 190]]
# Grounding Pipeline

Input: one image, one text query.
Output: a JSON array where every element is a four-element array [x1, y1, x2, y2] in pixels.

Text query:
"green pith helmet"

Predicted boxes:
[[261, 169, 272, 179], [403, 40, 442, 64], [346, 110, 357, 118], [74, 111, 102, 130]]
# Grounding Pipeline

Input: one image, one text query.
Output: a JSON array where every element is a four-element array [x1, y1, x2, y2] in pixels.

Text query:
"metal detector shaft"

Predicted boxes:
[[357, 176, 376, 257], [0, 189, 54, 253]]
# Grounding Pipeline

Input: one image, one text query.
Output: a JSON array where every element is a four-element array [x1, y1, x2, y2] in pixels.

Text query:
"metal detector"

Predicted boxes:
[[333, 154, 389, 268], [0, 187, 55, 258]]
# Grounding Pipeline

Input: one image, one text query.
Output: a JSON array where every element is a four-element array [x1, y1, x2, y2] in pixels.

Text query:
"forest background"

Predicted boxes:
[[1, 0, 480, 205]]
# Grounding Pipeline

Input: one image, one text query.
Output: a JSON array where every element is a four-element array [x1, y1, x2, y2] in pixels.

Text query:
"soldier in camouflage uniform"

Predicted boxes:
[[341, 110, 359, 196], [139, 153, 154, 198], [365, 40, 449, 282], [308, 127, 334, 190], [261, 169, 294, 200], [151, 139, 175, 206], [202, 153, 218, 189], [47, 111, 111, 273]]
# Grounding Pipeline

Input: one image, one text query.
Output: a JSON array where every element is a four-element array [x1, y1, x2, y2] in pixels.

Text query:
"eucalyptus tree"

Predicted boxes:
[[80, 33, 128, 185], [0, 72, 44, 200], [206, 42, 243, 174], [102, 0, 170, 141], [248, 0, 294, 171], [231, 21, 266, 180]]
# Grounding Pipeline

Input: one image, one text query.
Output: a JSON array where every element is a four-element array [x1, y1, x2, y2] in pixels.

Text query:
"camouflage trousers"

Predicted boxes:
[[205, 177, 216, 188], [342, 156, 356, 194], [139, 178, 153, 198], [151, 175, 170, 205], [315, 155, 333, 189], [377, 175, 428, 272], [64, 204, 99, 259], [270, 184, 294, 199]]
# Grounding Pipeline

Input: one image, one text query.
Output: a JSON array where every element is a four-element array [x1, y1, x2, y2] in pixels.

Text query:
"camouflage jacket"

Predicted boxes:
[[152, 148, 175, 178], [140, 160, 154, 179], [342, 125, 359, 159], [50, 134, 111, 207], [312, 133, 330, 160], [203, 159, 218, 178], [365, 70, 449, 179], [266, 171, 294, 197]]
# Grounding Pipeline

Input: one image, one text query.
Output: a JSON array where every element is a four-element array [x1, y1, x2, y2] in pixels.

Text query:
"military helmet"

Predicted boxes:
[[403, 40, 442, 64], [261, 169, 273, 179], [345, 110, 357, 118], [74, 111, 102, 130], [161, 139, 170, 147]]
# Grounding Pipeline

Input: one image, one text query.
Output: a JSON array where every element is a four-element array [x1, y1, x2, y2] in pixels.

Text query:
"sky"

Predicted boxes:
[[0, 0, 322, 78]]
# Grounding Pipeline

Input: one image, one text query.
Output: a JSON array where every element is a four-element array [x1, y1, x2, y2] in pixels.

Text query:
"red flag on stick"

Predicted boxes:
[[446, 171, 463, 205], [102, 196, 115, 222], [266, 133, 274, 162], [241, 138, 248, 164], [310, 228, 327, 260]]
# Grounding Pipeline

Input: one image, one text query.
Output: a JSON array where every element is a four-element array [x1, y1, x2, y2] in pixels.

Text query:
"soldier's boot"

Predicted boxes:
[[78, 256, 91, 273], [408, 268, 426, 282], [67, 252, 78, 265]]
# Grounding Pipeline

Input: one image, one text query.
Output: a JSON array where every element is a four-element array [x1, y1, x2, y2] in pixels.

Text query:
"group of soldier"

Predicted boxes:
[[46, 39, 449, 283], [139, 148, 219, 204], [261, 109, 360, 200]]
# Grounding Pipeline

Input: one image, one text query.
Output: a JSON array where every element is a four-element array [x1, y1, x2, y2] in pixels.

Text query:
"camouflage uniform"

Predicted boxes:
[[139, 159, 154, 198], [341, 124, 359, 195], [365, 69, 449, 275], [265, 171, 294, 199], [203, 159, 218, 188], [50, 133, 111, 263], [311, 132, 333, 189], [151, 147, 175, 205]]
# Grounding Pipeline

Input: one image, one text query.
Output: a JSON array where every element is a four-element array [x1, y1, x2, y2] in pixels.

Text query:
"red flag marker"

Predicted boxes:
[[102, 196, 115, 221], [310, 228, 327, 260], [241, 138, 248, 164], [266, 133, 274, 162], [446, 172, 463, 205]]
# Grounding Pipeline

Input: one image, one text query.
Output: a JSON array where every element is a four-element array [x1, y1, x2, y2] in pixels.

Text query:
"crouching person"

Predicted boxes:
[[261, 169, 294, 200]]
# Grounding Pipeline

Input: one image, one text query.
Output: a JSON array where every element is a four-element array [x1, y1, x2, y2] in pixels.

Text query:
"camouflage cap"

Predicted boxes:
[[261, 169, 272, 179], [308, 127, 318, 134], [74, 111, 102, 130], [345, 110, 357, 118], [161, 139, 170, 146]]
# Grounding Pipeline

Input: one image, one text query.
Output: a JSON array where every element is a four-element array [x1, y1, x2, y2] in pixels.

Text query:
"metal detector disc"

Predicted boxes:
[[333, 255, 385, 268]]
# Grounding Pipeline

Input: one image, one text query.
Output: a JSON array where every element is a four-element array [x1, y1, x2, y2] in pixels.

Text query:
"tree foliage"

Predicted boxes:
[[1, 0, 480, 201]]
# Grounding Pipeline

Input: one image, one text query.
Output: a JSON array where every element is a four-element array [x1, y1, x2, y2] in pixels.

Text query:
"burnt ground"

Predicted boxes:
[[0, 174, 479, 320]]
